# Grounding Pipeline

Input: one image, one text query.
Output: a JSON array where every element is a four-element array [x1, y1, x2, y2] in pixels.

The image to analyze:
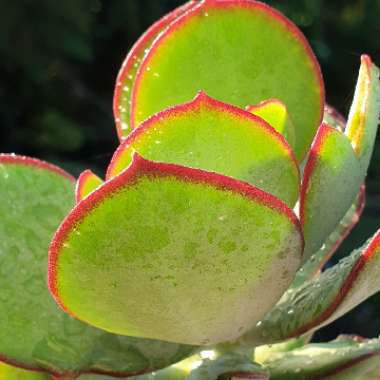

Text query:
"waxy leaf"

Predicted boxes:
[[246, 99, 296, 149], [323, 105, 346, 131], [186, 353, 269, 380], [0, 362, 50, 380], [291, 187, 365, 288], [113, 1, 197, 138], [301, 124, 363, 260], [301, 56, 379, 260], [107, 93, 300, 207], [0, 155, 193, 377], [49, 154, 303, 346], [262, 336, 380, 380], [242, 230, 380, 344], [345, 55, 380, 171], [131, 0, 324, 160], [76, 170, 103, 203]]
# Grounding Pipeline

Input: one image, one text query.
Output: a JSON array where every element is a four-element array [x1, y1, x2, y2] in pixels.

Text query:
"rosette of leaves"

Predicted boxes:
[[1, 0, 380, 379]]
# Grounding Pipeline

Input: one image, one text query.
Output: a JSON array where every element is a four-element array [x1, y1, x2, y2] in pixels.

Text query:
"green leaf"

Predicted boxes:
[[113, 1, 197, 138], [262, 336, 380, 380], [0, 362, 50, 380], [241, 230, 380, 344], [0, 155, 194, 377], [107, 92, 300, 207], [75, 169, 103, 202], [80, 354, 202, 380], [323, 105, 346, 131], [131, 0, 324, 160], [301, 56, 380, 261], [186, 353, 269, 380], [301, 124, 363, 260], [345, 55, 380, 172], [254, 337, 308, 365], [292, 186, 365, 288], [49, 154, 303, 346], [246, 99, 296, 149]]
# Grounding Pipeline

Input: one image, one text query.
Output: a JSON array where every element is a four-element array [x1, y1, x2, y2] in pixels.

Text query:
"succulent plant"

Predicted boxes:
[[1, 0, 380, 379]]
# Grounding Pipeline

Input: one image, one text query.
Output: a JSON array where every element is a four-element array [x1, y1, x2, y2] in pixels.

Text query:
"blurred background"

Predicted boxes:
[[0, 0, 379, 342]]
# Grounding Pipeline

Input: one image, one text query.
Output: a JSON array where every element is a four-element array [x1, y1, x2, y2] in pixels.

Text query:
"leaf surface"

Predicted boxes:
[[263, 336, 380, 380], [242, 230, 380, 344], [186, 353, 268, 380], [246, 99, 296, 149], [0, 155, 193, 377], [107, 93, 300, 207], [301, 56, 379, 260], [131, 0, 324, 160], [345, 55, 380, 171], [113, 1, 197, 138], [76, 170, 103, 202], [49, 154, 303, 346]]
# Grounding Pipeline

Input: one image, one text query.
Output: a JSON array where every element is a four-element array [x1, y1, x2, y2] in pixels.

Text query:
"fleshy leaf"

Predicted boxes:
[[49, 154, 303, 346], [80, 354, 202, 380], [323, 104, 346, 131], [292, 186, 365, 288], [254, 337, 308, 365], [107, 93, 300, 207], [262, 336, 380, 380], [113, 1, 197, 138], [75, 170, 103, 203], [345, 55, 380, 171], [242, 230, 380, 344], [131, 0, 324, 160], [186, 353, 269, 380], [0, 155, 194, 377], [0, 362, 50, 380], [300, 123, 363, 260], [246, 99, 296, 149]]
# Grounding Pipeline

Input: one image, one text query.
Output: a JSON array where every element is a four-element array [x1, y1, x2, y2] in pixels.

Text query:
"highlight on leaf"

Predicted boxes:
[[49, 153, 303, 345], [131, 0, 324, 160], [107, 92, 300, 207]]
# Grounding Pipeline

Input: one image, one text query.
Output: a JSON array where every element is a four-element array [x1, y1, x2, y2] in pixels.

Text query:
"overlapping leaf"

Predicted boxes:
[[242, 230, 380, 345], [0, 155, 194, 377], [113, 0, 197, 138], [131, 0, 324, 160], [49, 154, 303, 346], [301, 56, 380, 260], [107, 93, 300, 207], [261, 336, 380, 380]]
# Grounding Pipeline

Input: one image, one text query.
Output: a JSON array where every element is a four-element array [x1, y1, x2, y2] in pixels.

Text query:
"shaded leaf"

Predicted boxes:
[[300, 56, 379, 260], [301, 124, 363, 260], [113, 1, 197, 138], [0, 155, 194, 377], [292, 185, 365, 288], [263, 336, 380, 380], [247, 99, 296, 149], [241, 230, 380, 344], [186, 353, 268, 380]]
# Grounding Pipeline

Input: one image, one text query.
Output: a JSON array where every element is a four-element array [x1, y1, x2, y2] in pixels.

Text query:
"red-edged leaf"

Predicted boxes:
[[113, 1, 197, 139], [75, 170, 103, 203], [108, 93, 300, 207], [131, 0, 324, 160], [49, 154, 303, 345]]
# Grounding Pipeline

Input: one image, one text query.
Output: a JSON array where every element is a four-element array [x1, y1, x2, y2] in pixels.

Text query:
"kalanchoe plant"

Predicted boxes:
[[0, 0, 380, 379]]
